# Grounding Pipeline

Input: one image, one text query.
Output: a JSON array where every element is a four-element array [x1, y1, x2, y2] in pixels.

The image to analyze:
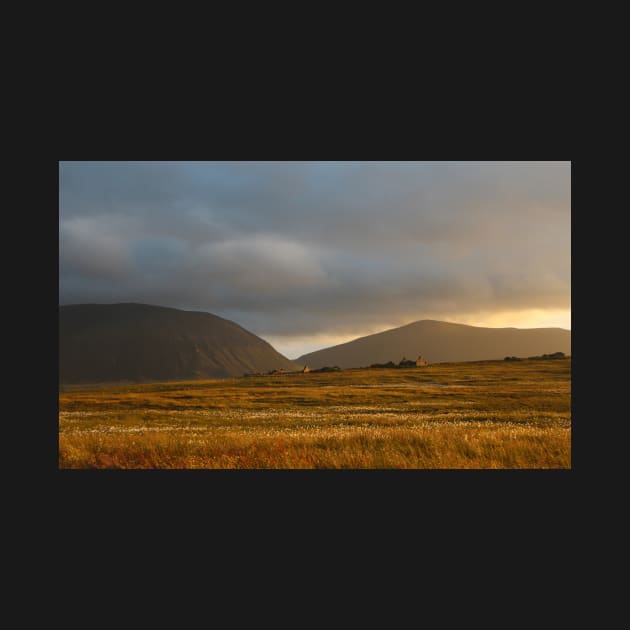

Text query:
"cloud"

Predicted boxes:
[[60, 215, 135, 280], [59, 161, 571, 353], [195, 235, 328, 295]]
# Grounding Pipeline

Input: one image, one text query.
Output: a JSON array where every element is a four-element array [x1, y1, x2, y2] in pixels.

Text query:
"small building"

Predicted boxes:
[[416, 355, 428, 366], [398, 356, 416, 367]]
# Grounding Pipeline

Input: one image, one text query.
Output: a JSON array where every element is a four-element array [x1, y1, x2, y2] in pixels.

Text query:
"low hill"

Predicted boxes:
[[60, 303, 300, 383], [296, 319, 571, 369]]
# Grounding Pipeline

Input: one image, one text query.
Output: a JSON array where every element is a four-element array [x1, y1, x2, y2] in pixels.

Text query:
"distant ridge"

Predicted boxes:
[[296, 319, 571, 369], [60, 303, 300, 383]]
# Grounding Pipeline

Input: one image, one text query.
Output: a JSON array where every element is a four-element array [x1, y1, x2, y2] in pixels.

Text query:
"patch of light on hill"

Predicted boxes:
[[266, 308, 571, 359], [451, 308, 571, 330]]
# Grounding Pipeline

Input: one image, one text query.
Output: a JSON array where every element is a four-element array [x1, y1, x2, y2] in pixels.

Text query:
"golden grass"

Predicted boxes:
[[59, 358, 571, 469]]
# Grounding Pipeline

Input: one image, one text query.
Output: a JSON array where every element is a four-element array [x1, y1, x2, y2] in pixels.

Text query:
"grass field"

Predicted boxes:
[[59, 358, 571, 469]]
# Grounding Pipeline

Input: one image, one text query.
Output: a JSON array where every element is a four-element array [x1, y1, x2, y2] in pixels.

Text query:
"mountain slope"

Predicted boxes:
[[296, 319, 571, 369], [60, 303, 300, 383]]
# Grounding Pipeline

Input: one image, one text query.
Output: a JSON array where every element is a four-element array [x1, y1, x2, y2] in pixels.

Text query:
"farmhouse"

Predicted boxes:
[[398, 355, 429, 367]]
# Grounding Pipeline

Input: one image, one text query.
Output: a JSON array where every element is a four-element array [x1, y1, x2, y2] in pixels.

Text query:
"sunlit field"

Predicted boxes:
[[59, 358, 571, 469]]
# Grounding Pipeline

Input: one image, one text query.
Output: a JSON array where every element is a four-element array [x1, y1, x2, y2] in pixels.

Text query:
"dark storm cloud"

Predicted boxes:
[[59, 161, 571, 345]]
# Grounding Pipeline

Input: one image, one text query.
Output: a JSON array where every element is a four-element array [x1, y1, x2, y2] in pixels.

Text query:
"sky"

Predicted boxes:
[[59, 161, 571, 358]]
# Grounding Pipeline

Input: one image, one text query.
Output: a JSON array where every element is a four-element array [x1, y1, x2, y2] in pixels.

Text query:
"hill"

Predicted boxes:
[[296, 319, 571, 369], [59, 303, 300, 383]]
